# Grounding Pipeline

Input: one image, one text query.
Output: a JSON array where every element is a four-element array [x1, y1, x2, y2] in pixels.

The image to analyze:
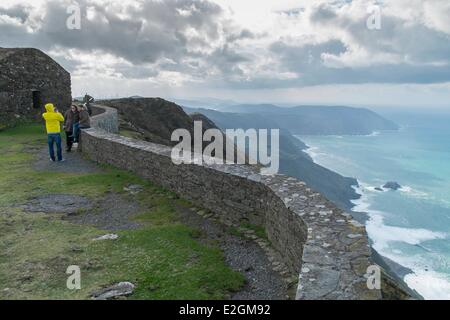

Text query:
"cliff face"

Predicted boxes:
[[182, 107, 360, 211]]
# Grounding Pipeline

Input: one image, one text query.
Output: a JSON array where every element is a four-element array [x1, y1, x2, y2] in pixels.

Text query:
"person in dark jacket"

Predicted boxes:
[[64, 105, 79, 152], [74, 104, 91, 142], [83, 94, 94, 115]]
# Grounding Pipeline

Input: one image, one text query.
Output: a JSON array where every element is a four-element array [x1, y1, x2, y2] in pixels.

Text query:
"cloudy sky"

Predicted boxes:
[[1, 0, 450, 107]]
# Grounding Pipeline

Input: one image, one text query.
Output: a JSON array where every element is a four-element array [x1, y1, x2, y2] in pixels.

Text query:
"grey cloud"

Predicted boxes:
[[309, 4, 337, 22], [0, 4, 31, 23], [271, 40, 347, 70], [39, 0, 222, 64], [266, 41, 450, 88], [309, 3, 450, 65], [0, 0, 233, 72], [0, 0, 449, 89], [226, 29, 255, 42]]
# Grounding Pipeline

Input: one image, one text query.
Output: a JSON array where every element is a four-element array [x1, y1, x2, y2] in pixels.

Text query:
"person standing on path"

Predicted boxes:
[[64, 105, 79, 152], [83, 93, 94, 115], [74, 104, 91, 143], [42, 103, 65, 162]]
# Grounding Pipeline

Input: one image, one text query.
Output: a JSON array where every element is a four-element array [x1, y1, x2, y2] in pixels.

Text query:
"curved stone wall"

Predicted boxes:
[[80, 104, 381, 300], [89, 105, 119, 134]]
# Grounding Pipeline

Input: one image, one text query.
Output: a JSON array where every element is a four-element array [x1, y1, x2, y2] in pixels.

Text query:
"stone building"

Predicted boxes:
[[0, 48, 72, 130]]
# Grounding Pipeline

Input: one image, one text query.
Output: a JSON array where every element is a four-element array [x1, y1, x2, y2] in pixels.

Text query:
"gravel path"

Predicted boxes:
[[33, 144, 100, 174], [177, 206, 288, 300]]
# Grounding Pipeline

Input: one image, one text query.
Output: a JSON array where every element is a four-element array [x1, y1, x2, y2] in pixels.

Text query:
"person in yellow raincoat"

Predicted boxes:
[[42, 103, 65, 162]]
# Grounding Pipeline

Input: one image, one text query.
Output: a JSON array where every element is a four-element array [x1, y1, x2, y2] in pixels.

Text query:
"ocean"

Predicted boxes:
[[297, 109, 450, 300]]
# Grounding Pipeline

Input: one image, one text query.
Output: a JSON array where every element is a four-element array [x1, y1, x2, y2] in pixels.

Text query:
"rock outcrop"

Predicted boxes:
[[383, 182, 402, 190], [91, 282, 135, 300], [101, 98, 243, 163], [100, 98, 196, 146]]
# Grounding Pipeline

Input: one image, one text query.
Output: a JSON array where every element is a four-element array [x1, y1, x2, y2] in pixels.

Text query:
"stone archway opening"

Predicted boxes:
[[32, 90, 41, 109]]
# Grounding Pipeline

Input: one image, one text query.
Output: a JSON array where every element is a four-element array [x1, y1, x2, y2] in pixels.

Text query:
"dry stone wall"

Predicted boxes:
[[81, 105, 381, 300], [0, 48, 71, 130], [89, 105, 119, 134]]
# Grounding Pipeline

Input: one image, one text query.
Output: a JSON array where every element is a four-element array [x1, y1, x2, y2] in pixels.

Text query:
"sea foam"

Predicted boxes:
[[352, 181, 450, 300]]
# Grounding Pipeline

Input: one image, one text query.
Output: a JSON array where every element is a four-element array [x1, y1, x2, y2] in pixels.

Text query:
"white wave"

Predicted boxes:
[[357, 182, 431, 201], [366, 213, 447, 252], [351, 182, 386, 213], [367, 131, 380, 137], [303, 144, 329, 163], [351, 184, 373, 212], [405, 270, 450, 300], [379, 248, 450, 300], [399, 185, 429, 199], [358, 181, 385, 193], [352, 184, 447, 250], [304, 145, 319, 160], [398, 185, 450, 209], [351, 182, 450, 299], [365, 213, 450, 299]]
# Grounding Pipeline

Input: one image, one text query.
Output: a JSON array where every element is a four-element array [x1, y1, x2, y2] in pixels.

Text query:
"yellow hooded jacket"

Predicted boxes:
[[42, 103, 65, 134]]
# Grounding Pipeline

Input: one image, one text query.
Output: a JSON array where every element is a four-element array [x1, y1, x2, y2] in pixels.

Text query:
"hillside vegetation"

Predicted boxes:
[[0, 125, 244, 299]]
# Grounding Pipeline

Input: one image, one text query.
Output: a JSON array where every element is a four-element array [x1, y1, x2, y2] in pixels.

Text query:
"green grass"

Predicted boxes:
[[119, 129, 144, 140], [0, 124, 244, 300], [241, 223, 268, 240]]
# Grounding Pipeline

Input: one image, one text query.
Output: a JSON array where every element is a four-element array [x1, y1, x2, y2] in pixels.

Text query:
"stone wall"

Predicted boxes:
[[0, 48, 72, 130], [90, 105, 119, 134], [80, 105, 381, 300]]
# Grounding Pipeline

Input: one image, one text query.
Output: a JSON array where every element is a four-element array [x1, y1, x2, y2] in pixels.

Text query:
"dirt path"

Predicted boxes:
[[178, 206, 288, 300], [33, 145, 100, 174]]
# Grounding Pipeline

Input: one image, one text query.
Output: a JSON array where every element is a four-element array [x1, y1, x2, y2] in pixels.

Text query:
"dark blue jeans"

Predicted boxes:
[[72, 122, 80, 142], [48, 133, 62, 161], [73, 123, 90, 142]]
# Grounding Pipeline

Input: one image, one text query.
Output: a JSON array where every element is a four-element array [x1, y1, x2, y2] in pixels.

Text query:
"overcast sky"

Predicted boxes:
[[1, 0, 450, 108]]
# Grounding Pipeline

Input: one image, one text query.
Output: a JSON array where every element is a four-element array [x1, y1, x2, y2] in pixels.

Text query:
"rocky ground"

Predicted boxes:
[[177, 206, 290, 300]]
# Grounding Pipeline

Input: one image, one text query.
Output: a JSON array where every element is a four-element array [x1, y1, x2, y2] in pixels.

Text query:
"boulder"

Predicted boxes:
[[93, 234, 119, 241], [91, 282, 135, 300], [383, 182, 402, 190]]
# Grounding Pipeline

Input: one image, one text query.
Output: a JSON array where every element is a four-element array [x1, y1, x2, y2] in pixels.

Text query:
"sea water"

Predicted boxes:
[[297, 109, 450, 299]]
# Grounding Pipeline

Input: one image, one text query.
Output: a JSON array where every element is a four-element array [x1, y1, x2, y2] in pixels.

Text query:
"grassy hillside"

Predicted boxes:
[[0, 125, 244, 299]]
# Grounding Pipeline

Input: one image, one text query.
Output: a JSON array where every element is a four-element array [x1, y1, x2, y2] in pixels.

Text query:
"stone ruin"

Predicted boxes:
[[0, 48, 72, 130]]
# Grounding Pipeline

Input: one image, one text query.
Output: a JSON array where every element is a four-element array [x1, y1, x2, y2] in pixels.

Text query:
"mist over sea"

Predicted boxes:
[[297, 109, 450, 300]]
